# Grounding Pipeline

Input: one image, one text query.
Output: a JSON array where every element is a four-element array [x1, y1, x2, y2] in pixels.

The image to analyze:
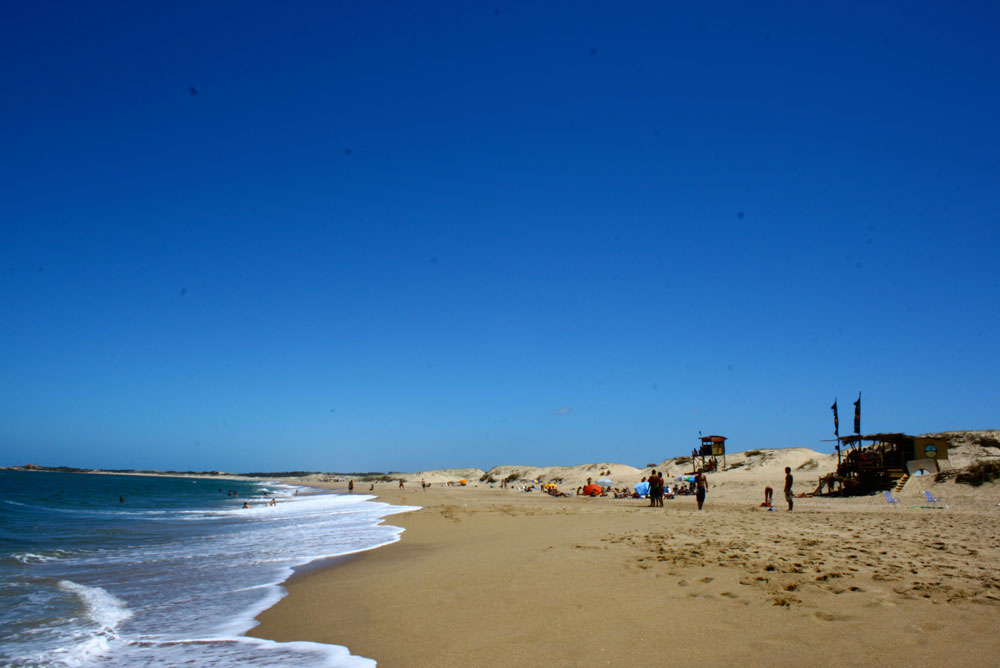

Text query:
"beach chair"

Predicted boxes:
[[883, 491, 901, 508], [924, 490, 945, 508]]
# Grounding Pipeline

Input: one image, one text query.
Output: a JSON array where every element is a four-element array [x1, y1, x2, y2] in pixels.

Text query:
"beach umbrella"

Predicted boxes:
[[596, 478, 614, 487], [582, 484, 603, 496]]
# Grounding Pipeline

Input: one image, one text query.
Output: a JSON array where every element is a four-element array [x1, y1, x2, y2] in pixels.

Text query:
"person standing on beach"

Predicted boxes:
[[348, 480, 354, 493], [648, 471, 659, 506], [784, 467, 794, 511], [695, 468, 707, 510]]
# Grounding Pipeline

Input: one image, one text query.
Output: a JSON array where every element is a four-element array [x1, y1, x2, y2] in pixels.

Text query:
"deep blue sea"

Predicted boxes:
[[0, 470, 418, 667]]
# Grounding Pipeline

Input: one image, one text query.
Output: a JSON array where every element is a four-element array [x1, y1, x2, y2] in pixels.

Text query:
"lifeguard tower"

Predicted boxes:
[[692, 435, 726, 472]]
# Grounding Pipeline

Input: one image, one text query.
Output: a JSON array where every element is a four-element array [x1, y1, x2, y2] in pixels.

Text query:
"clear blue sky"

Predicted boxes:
[[2, 1, 998, 473]]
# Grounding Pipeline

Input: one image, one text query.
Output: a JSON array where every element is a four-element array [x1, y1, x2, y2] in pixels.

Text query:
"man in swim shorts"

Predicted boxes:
[[784, 466, 794, 511]]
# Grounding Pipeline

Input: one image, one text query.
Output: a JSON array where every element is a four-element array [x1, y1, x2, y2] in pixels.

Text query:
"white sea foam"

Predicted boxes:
[[12, 552, 62, 564], [22, 581, 136, 666], [58, 580, 133, 629], [3, 483, 417, 668]]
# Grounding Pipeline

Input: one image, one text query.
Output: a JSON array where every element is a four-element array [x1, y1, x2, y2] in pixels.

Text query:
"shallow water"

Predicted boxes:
[[0, 470, 417, 667]]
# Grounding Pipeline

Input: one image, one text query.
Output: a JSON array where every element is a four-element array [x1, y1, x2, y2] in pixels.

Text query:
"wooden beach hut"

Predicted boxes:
[[818, 433, 950, 495]]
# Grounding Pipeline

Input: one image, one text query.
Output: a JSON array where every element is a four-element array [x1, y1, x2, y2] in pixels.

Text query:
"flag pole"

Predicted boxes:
[[832, 398, 840, 469], [854, 391, 861, 436]]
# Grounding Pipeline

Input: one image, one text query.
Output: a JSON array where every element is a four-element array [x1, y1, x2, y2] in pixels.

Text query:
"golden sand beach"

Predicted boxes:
[[252, 437, 1000, 667]]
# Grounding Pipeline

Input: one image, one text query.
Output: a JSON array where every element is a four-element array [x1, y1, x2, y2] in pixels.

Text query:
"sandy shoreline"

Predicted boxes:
[[251, 477, 1000, 667]]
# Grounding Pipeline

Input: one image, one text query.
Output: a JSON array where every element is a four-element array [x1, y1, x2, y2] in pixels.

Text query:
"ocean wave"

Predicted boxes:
[[12, 581, 137, 667], [10, 552, 65, 565], [58, 580, 133, 629]]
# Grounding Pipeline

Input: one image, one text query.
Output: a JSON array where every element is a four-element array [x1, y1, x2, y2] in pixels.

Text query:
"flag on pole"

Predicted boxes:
[[853, 392, 861, 434], [831, 399, 839, 439]]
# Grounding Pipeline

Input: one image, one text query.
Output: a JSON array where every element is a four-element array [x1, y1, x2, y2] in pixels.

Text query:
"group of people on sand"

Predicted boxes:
[[575, 485, 634, 498], [389, 467, 796, 512], [635, 465, 792, 513], [638, 469, 706, 507]]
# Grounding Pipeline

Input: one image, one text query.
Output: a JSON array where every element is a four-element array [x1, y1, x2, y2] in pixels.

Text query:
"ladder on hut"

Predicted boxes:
[[893, 473, 910, 494]]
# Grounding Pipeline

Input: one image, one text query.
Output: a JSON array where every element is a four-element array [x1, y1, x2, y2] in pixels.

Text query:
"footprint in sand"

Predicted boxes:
[[771, 596, 799, 607], [814, 611, 850, 622]]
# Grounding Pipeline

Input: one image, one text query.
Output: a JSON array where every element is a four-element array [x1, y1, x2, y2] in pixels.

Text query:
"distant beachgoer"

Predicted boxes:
[[268, 498, 277, 506], [119, 496, 124, 503], [784, 467, 794, 511], [348, 480, 354, 493], [421, 478, 426, 490], [369, 484, 374, 491], [764, 486, 773, 507], [399, 479, 405, 489], [242, 502, 250, 509], [695, 469, 707, 510]]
